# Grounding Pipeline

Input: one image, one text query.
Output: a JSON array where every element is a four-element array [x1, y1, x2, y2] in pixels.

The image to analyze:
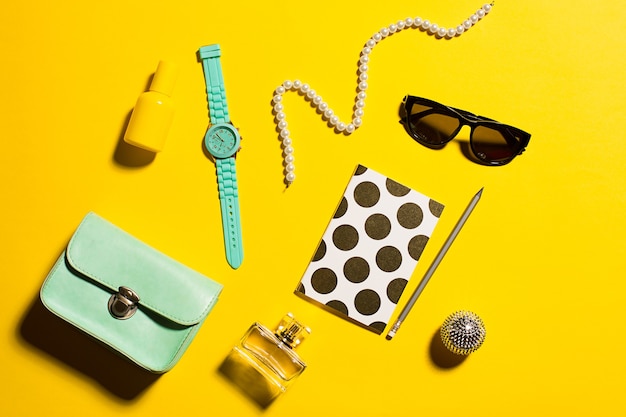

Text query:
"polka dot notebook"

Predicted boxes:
[[296, 165, 445, 334]]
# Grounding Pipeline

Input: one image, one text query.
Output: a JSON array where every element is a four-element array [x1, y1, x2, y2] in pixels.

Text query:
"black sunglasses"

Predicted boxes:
[[401, 95, 531, 166]]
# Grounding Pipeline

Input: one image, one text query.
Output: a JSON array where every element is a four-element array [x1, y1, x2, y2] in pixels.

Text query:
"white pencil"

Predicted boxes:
[[386, 187, 484, 340]]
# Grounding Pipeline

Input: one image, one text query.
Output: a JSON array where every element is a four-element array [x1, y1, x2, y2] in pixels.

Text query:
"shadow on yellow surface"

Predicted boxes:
[[429, 327, 468, 369], [218, 354, 275, 410], [18, 295, 160, 400]]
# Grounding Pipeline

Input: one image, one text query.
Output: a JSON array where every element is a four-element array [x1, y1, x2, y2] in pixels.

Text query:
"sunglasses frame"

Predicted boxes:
[[401, 95, 531, 166]]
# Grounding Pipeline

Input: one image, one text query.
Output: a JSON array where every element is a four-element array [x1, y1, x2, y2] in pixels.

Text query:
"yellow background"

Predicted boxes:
[[2, 1, 625, 416]]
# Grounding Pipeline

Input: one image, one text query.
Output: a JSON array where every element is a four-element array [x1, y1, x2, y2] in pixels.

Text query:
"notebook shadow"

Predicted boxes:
[[18, 294, 160, 401]]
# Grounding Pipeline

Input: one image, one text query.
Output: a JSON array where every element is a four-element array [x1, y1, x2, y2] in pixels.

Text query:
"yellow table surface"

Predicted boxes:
[[2, 1, 625, 416]]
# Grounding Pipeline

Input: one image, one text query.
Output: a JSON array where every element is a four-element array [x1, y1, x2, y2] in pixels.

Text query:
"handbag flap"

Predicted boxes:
[[65, 212, 222, 326]]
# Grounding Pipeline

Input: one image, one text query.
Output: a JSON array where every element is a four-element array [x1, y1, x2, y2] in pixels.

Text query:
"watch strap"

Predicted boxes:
[[199, 44, 230, 125], [216, 157, 243, 269]]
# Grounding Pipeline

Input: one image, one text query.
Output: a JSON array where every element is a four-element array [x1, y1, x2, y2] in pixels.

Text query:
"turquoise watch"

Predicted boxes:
[[199, 44, 243, 269]]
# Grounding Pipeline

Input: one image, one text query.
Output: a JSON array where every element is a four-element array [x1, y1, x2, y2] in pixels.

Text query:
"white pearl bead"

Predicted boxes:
[[272, 3, 495, 187]]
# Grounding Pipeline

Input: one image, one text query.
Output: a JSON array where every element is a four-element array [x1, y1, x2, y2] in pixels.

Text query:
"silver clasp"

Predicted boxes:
[[108, 286, 140, 320]]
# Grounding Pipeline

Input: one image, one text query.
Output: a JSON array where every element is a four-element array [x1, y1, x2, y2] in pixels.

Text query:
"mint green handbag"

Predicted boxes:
[[40, 212, 223, 373]]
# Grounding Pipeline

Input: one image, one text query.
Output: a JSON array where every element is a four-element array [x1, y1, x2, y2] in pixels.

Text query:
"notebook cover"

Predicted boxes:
[[295, 165, 444, 334]]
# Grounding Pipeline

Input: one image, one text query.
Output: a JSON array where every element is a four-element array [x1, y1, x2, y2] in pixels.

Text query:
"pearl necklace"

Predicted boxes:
[[272, 2, 495, 186]]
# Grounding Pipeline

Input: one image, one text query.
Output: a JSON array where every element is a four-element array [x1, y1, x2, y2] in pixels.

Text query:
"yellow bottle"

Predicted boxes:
[[124, 60, 178, 152], [219, 313, 311, 408]]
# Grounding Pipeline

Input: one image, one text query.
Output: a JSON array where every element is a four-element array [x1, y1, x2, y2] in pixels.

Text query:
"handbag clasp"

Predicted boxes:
[[108, 286, 140, 319]]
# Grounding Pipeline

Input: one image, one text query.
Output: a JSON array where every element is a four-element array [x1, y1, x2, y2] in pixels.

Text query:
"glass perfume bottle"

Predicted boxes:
[[220, 313, 311, 408]]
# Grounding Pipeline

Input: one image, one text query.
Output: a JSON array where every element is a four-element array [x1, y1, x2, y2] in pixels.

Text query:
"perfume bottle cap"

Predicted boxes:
[[149, 60, 178, 96], [275, 313, 311, 348]]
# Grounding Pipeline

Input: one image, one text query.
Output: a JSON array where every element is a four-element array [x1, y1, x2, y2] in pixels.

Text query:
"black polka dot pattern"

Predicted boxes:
[[332, 225, 359, 251], [310, 268, 337, 294], [344, 257, 370, 283], [312, 239, 326, 261], [296, 165, 444, 334], [334, 197, 348, 219], [365, 214, 391, 240]]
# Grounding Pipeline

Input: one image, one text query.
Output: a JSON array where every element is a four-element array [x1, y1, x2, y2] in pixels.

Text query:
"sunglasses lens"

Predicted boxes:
[[408, 103, 460, 146], [472, 126, 521, 164]]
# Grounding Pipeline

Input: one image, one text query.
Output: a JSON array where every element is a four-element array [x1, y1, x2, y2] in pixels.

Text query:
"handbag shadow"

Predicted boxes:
[[18, 293, 161, 401]]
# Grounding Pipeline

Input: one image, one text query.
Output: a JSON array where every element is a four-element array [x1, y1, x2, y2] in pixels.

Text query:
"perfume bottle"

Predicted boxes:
[[220, 313, 311, 408]]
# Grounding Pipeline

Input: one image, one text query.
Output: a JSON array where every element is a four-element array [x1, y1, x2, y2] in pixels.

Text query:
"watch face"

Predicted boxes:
[[204, 123, 240, 158]]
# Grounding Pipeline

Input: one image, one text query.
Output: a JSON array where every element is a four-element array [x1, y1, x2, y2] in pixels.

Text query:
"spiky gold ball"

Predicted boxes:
[[440, 311, 486, 355]]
